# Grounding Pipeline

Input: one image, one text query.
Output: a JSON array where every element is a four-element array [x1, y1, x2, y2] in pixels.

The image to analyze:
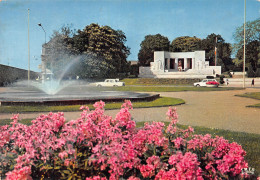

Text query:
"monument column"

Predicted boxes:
[[167, 58, 170, 71], [184, 58, 187, 70], [192, 58, 195, 69]]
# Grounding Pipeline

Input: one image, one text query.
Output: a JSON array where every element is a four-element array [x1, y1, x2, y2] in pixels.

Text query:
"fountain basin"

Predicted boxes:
[[0, 85, 160, 106]]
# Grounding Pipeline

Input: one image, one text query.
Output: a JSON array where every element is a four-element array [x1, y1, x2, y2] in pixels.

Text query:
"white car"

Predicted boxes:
[[194, 79, 218, 87], [95, 79, 125, 87]]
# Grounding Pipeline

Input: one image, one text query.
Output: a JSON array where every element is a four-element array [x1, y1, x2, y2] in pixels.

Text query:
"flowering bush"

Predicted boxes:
[[206, 81, 220, 85], [0, 100, 254, 179]]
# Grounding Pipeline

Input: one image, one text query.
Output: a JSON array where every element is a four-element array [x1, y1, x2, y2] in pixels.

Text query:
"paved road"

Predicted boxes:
[[105, 88, 260, 134], [0, 88, 259, 134]]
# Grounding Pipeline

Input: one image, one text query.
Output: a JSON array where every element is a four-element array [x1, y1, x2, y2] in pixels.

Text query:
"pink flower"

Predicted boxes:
[[128, 176, 140, 180], [85, 176, 107, 180], [167, 151, 203, 179], [58, 151, 68, 159], [167, 107, 178, 123], [93, 100, 105, 109], [5, 166, 32, 180], [80, 105, 90, 111], [172, 137, 185, 149], [1, 101, 250, 179], [121, 100, 133, 109]]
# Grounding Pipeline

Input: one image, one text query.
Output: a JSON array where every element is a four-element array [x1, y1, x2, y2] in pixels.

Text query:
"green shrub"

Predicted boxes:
[[247, 65, 255, 77], [255, 68, 260, 77], [219, 75, 225, 84]]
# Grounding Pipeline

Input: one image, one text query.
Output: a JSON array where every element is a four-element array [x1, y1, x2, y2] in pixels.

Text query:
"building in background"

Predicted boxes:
[[41, 44, 54, 82], [139, 51, 221, 78], [0, 64, 39, 86]]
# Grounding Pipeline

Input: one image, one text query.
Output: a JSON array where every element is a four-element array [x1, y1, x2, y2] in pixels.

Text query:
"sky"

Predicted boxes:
[[0, 0, 259, 72]]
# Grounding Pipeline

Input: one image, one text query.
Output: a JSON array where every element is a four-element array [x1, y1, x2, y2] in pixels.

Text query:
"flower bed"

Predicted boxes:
[[206, 81, 219, 87], [0, 101, 255, 179]]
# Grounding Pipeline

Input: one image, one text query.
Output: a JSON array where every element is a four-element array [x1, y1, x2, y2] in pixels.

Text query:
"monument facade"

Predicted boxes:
[[139, 51, 221, 78]]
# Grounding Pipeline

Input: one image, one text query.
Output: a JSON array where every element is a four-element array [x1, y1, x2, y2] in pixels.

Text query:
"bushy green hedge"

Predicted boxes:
[[123, 78, 202, 85]]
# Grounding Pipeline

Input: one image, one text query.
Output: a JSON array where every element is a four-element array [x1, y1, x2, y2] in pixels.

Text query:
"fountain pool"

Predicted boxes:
[[0, 81, 159, 106]]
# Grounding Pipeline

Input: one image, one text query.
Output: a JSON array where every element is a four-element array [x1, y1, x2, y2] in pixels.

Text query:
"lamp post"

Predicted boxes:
[[38, 23, 47, 82], [38, 23, 46, 44], [28, 9, 30, 83], [243, 0, 246, 88]]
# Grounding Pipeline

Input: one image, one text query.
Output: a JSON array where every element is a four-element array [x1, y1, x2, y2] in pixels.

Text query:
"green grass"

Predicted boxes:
[[0, 119, 32, 126], [236, 92, 260, 108], [236, 92, 260, 100], [247, 103, 260, 108], [121, 78, 140, 85], [121, 78, 192, 86], [136, 122, 260, 176], [0, 97, 185, 113], [112, 86, 243, 92]]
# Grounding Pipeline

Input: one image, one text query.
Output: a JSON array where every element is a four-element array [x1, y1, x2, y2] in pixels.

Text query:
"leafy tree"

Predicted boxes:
[[138, 34, 170, 66], [199, 33, 233, 71], [72, 23, 130, 73], [63, 54, 116, 79], [216, 42, 233, 71], [236, 40, 260, 72], [247, 64, 255, 77], [43, 25, 75, 78], [170, 36, 201, 52], [233, 18, 260, 74], [44, 24, 130, 78], [199, 33, 224, 65], [233, 18, 260, 51]]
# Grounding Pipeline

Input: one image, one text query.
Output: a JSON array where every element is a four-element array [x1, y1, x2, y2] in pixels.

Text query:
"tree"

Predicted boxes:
[[233, 18, 260, 74], [42, 25, 76, 78], [63, 54, 116, 79], [216, 42, 233, 71], [138, 34, 170, 66], [236, 40, 260, 72], [72, 24, 130, 73], [199, 33, 233, 71], [170, 36, 201, 52], [44, 24, 130, 78], [233, 18, 260, 51]]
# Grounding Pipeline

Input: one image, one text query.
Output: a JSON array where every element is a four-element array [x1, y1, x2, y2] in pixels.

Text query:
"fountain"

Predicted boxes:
[[0, 55, 159, 106]]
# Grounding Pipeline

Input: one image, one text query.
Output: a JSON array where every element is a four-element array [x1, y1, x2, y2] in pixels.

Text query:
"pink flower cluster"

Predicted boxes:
[[0, 101, 252, 179], [5, 166, 32, 180]]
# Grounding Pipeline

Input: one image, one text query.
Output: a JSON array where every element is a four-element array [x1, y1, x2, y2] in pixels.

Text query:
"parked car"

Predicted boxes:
[[95, 79, 125, 87], [194, 79, 218, 87]]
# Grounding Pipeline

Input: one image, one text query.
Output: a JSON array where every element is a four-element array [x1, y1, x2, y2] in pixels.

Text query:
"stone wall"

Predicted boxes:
[[0, 64, 39, 86]]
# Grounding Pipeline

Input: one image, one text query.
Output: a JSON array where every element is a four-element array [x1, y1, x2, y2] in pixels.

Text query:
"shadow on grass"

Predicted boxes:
[[235, 92, 260, 108]]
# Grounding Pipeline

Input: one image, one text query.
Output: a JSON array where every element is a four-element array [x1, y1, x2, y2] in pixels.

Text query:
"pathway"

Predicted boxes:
[[0, 88, 259, 134]]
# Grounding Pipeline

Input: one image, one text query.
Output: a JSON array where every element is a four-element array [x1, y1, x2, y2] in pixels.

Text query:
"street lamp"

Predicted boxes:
[[38, 23, 46, 44], [38, 23, 47, 82], [243, 0, 246, 88], [28, 9, 30, 83]]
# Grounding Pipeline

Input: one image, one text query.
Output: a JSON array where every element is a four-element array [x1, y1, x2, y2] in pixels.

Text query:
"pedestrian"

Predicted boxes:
[[251, 79, 254, 87], [226, 78, 229, 86]]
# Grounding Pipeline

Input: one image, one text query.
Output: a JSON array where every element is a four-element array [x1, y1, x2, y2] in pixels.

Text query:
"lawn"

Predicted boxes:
[[0, 97, 184, 113], [112, 86, 242, 92], [236, 92, 260, 108]]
